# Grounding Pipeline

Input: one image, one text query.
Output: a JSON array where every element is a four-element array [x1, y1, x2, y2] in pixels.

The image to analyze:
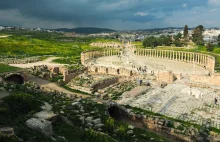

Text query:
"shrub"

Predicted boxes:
[[117, 125, 127, 138], [206, 42, 214, 51], [4, 92, 41, 114], [177, 125, 185, 131], [83, 129, 117, 142], [105, 117, 115, 131], [167, 121, 174, 128]]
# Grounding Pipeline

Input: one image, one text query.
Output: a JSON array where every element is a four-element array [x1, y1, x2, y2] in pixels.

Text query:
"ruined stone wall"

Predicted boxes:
[[88, 65, 178, 83], [156, 70, 176, 83], [90, 42, 123, 48], [190, 74, 220, 86], [87, 66, 135, 77], [91, 77, 119, 92], [134, 49, 215, 74], [63, 68, 86, 83]]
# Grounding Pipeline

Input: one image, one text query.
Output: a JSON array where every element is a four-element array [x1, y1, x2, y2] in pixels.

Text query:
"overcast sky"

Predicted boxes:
[[0, 0, 220, 30]]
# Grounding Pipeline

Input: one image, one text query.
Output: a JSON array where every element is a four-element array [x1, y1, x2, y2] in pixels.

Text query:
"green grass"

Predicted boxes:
[[0, 35, 104, 58], [0, 64, 20, 73], [53, 56, 81, 64]]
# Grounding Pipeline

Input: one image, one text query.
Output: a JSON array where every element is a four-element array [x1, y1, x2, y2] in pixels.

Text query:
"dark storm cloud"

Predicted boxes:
[[0, 0, 219, 29]]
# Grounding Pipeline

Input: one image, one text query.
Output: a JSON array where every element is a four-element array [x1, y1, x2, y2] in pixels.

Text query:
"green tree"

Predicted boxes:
[[173, 33, 182, 47], [192, 25, 204, 45], [206, 42, 214, 51], [183, 25, 188, 39], [218, 34, 220, 46], [142, 36, 158, 48]]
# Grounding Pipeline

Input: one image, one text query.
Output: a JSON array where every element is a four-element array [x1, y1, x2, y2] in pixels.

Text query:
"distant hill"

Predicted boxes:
[[53, 27, 116, 34]]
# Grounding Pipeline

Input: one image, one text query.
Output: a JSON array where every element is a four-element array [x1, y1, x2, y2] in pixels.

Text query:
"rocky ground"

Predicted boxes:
[[0, 81, 174, 142]]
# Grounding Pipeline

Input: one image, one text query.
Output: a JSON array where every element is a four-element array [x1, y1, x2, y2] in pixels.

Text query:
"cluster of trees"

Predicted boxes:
[[142, 36, 172, 48], [192, 25, 204, 45], [143, 24, 219, 52], [142, 33, 183, 48]]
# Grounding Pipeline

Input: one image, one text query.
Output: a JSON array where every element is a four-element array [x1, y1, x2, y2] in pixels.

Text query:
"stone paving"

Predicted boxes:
[[118, 83, 220, 128]]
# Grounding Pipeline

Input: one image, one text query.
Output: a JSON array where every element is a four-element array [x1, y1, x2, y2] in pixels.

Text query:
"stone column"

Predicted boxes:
[[184, 52, 186, 61], [172, 51, 174, 60], [189, 53, 191, 62], [176, 51, 178, 60], [178, 52, 180, 60], [190, 53, 192, 62]]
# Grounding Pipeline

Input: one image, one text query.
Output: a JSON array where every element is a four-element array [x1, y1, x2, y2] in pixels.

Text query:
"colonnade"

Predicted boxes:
[[103, 49, 121, 56], [135, 49, 215, 73], [81, 49, 121, 65]]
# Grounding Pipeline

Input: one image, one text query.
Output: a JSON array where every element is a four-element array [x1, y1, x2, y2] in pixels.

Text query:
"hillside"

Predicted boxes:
[[53, 27, 116, 34]]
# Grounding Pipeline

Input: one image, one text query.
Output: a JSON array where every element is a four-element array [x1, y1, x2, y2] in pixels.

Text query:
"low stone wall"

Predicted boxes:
[[0, 56, 43, 64], [68, 85, 93, 94], [190, 74, 220, 86], [90, 42, 123, 48]]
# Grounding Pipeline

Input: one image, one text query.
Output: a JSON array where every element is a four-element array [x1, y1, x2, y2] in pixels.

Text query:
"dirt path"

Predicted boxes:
[[9, 57, 67, 68], [27, 75, 89, 98]]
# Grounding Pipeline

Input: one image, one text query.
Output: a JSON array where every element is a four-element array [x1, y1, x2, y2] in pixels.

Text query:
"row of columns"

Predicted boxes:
[[135, 49, 215, 73], [103, 49, 121, 56]]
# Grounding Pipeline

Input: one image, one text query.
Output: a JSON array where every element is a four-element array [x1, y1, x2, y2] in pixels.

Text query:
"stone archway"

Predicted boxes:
[[5, 74, 24, 84], [107, 106, 123, 120]]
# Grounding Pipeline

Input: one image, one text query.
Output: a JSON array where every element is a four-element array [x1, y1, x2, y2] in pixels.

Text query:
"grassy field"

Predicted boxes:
[[0, 31, 116, 58], [0, 63, 20, 73]]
